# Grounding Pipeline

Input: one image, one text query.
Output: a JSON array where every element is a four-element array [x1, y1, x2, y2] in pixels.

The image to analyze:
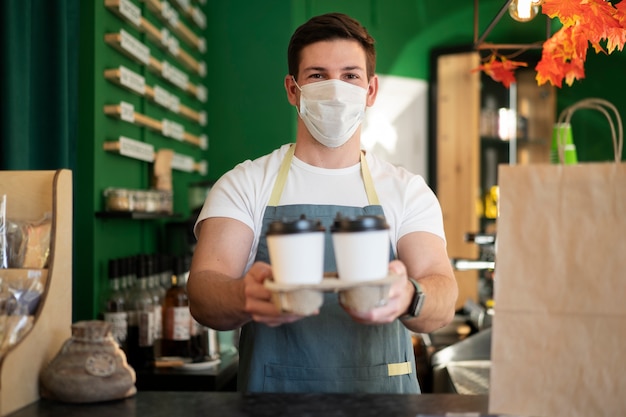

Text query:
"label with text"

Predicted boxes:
[[162, 119, 184, 140], [162, 61, 189, 90], [119, 0, 141, 27], [171, 153, 195, 172], [119, 66, 145, 95], [120, 101, 135, 123], [119, 136, 155, 162], [120, 29, 150, 65]]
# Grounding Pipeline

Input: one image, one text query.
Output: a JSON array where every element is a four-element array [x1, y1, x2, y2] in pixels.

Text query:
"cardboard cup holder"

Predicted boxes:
[[264, 274, 401, 315]]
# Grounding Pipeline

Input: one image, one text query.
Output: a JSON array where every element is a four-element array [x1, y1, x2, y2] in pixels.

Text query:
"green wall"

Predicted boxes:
[[204, 0, 624, 182], [75, 1, 210, 320], [203, 1, 294, 177], [74, 0, 625, 321]]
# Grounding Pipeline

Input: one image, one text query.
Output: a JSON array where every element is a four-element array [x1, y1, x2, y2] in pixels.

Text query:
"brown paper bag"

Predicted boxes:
[[489, 99, 626, 417]]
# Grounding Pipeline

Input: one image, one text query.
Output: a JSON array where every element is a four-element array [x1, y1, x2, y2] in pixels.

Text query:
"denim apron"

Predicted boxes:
[[237, 145, 419, 393]]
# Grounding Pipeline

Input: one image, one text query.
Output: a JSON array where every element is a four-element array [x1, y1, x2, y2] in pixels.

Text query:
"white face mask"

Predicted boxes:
[[294, 78, 368, 148]]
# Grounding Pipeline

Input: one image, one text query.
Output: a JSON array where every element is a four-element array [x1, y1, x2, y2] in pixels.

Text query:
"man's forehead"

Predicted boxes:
[[298, 40, 366, 71]]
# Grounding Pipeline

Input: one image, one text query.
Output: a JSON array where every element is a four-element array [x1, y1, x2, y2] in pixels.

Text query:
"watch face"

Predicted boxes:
[[85, 352, 117, 377]]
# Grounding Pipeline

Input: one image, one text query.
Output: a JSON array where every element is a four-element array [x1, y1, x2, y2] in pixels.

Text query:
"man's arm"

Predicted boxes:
[[395, 231, 458, 333], [187, 217, 309, 331]]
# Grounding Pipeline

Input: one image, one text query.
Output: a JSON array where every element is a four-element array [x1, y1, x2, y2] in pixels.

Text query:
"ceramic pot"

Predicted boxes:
[[40, 320, 136, 403]]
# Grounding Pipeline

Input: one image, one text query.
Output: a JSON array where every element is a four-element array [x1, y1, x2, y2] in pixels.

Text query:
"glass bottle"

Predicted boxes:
[[120, 256, 136, 307], [159, 254, 173, 293], [126, 254, 155, 370], [161, 255, 191, 358], [103, 258, 128, 352], [146, 254, 164, 358]]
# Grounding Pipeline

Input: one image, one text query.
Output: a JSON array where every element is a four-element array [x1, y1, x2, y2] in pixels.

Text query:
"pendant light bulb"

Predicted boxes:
[[509, 0, 540, 22]]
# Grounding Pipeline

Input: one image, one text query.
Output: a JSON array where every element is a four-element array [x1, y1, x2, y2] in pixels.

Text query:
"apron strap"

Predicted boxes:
[[268, 144, 296, 206], [360, 151, 380, 206], [268, 144, 380, 207]]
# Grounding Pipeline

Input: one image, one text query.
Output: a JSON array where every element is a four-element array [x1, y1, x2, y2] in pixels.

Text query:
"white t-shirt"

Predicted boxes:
[[195, 144, 446, 272]]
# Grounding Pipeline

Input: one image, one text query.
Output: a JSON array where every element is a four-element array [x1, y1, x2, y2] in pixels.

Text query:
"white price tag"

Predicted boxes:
[[120, 29, 150, 65], [169, 94, 180, 113], [118, 136, 155, 162], [160, 1, 170, 20], [162, 119, 184, 140], [27, 269, 43, 279], [173, 0, 190, 10], [168, 7, 179, 27], [119, 0, 141, 27], [119, 66, 145, 95], [199, 111, 207, 126], [154, 85, 172, 109], [167, 36, 180, 56], [162, 61, 189, 90], [171, 153, 195, 172], [120, 101, 135, 123], [160, 28, 170, 48], [195, 85, 207, 102], [197, 160, 208, 176], [191, 7, 206, 29], [199, 134, 208, 150]]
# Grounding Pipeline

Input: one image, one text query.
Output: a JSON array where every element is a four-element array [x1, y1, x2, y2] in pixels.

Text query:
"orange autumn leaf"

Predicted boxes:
[[606, 0, 626, 52], [475, 55, 528, 88], [536, 25, 588, 87], [536, 0, 626, 87]]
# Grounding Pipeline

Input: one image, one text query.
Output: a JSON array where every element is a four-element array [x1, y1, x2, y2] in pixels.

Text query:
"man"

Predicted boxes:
[[188, 12, 457, 393]]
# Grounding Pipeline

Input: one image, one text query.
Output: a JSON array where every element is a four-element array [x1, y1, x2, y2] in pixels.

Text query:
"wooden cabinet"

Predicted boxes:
[[430, 49, 555, 308], [431, 50, 481, 310], [0, 170, 72, 415]]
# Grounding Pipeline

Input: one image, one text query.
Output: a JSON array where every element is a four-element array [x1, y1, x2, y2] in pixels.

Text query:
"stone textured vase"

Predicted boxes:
[[40, 320, 136, 403]]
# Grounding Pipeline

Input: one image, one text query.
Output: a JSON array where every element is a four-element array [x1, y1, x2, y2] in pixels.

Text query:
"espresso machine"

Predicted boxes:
[[429, 232, 496, 394], [450, 232, 495, 330]]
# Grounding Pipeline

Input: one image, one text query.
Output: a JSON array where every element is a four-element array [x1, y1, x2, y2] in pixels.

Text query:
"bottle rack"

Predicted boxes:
[[0, 170, 72, 416]]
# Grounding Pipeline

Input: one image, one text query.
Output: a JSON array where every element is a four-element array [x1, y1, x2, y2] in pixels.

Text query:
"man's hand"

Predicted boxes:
[[340, 260, 413, 325], [243, 261, 315, 327]]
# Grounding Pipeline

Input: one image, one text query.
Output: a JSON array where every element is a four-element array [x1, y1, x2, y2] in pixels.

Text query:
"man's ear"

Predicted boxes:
[[366, 74, 379, 107], [285, 75, 299, 106]]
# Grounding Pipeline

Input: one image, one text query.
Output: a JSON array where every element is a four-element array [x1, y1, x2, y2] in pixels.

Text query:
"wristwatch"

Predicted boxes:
[[400, 278, 426, 320]]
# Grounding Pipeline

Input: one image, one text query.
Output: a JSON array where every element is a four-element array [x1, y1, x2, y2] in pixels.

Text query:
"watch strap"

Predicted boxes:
[[400, 278, 426, 320]]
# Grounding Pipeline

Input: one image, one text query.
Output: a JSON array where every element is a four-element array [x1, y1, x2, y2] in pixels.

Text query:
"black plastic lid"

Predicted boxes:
[[331, 214, 389, 232], [267, 214, 325, 235]]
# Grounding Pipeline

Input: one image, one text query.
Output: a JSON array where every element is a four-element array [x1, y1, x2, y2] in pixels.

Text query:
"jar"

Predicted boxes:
[[104, 188, 131, 212], [144, 190, 159, 213], [131, 190, 147, 212], [40, 320, 136, 403], [159, 190, 173, 214]]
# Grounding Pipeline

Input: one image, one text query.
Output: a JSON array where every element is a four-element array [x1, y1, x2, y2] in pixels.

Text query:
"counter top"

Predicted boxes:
[[7, 392, 490, 417], [135, 349, 238, 391]]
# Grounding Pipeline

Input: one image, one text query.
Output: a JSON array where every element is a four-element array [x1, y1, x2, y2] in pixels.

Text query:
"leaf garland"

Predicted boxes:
[[478, 0, 626, 88]]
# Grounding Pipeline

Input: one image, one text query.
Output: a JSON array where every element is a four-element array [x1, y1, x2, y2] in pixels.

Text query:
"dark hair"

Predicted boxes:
[[287, 13, 376, 81]]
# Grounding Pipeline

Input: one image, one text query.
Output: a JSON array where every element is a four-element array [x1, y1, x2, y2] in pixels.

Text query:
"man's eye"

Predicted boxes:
[[309, 74, 323, 79], [345, 74, 359, 80]]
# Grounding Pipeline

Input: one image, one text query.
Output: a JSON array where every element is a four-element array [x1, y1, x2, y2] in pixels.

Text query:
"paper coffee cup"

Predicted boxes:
[[266, 215, 325, 284], [331, 215, 390, 282]]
